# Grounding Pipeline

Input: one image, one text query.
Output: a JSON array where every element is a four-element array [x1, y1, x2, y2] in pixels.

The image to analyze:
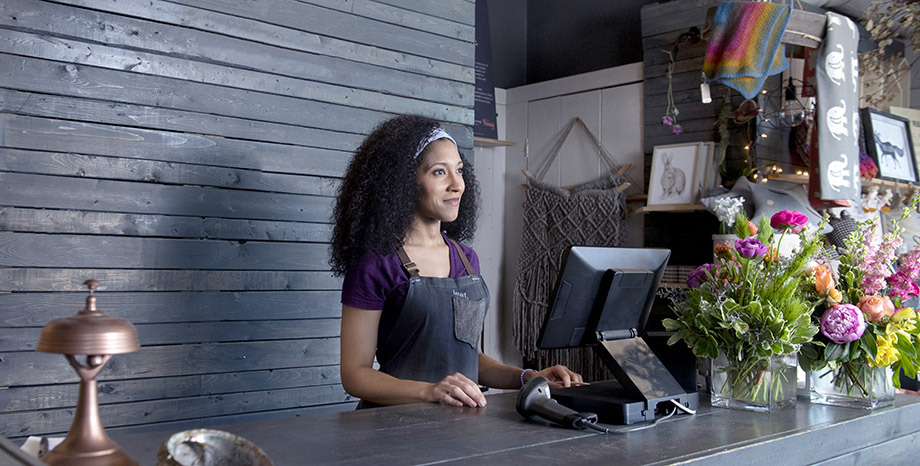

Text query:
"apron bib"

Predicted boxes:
[[357, 238, 489, 408]]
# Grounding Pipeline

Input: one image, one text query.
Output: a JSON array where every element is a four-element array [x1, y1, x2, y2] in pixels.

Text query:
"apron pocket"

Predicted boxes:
[[452, 296, 486, 349]]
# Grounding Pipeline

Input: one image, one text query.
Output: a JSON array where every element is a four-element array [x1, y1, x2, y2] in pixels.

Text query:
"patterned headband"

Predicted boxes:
[[414, 127, 457, 159]]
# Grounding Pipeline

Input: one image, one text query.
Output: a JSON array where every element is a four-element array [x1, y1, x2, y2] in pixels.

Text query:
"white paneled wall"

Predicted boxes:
[[474, 64, 646, 368]]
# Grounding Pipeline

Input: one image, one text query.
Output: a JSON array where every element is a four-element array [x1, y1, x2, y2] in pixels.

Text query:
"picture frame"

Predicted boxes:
[[647, 142, 702, 206], [889, 106, 920, 173], [862, 107, 917, 183]]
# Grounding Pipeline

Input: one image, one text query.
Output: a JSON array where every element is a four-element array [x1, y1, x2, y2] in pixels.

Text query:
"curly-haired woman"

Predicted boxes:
[[331, 114, 581, 408]]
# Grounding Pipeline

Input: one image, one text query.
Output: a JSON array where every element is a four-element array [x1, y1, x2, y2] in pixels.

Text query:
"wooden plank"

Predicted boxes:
[[0, 89, 365, 152], [0, 338, 340, 385], [0, 0, 472, 107], [0, 54, 394, 136], [0, 114, 353, 178], [0, 173, 335, 223], [1, 319, 340, 351], [0, 290, 342, 327], [371, 0, 475, 26], [0, 232, 331, 270], [351, 0, 475, 42], [0, 208, 334, 243], [0, 366, 342, 412], [55, 0, 473, 83], [0, 384, 353, 438], [641, 0, 716, 37], [0, 268, 342, 292], [96, 402, 354, 441], [0, 207, 333, 243], [0, 149, 340, 197], [0, 30, 473, 125], [168, 0, 474, 66]]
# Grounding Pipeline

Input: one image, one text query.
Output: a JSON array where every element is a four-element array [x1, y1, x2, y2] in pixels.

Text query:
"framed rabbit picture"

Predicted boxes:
[[647, 142, 703, 206]]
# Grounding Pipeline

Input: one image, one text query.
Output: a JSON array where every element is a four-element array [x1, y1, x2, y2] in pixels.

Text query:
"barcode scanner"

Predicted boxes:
[[516, 376, 603, 431]]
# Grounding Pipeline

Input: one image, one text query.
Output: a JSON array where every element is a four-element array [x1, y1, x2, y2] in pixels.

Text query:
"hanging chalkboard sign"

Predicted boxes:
[[474, 0, 498, 139]]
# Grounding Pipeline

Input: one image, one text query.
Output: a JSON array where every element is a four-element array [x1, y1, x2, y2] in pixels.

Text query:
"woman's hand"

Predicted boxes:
[[427, 372, 487, 408], [528, 365, 583, 388]]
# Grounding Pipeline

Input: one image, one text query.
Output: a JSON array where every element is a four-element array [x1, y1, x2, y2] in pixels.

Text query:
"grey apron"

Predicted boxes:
[[358, 238, 489, 408]]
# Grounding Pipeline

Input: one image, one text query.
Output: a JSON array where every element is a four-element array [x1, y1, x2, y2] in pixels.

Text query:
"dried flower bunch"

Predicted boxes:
[[861, 0, 919, 108]]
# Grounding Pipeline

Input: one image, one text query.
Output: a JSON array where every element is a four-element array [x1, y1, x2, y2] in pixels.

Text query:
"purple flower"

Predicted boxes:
[[819, 304, 866, 344], [734, 237, 767, 258], [661, 116, 674, 127], [671, 124, 683, 135], [687, 263, 716, 288], [770, 210, 808, 233]]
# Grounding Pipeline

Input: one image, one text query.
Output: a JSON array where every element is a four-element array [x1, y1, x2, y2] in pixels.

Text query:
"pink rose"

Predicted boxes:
[[770, 210, 808, 232], [858, 295, 896, 322]]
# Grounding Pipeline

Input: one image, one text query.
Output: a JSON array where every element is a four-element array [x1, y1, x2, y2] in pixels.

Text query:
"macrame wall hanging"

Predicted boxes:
[[512, 117, 632, 381]]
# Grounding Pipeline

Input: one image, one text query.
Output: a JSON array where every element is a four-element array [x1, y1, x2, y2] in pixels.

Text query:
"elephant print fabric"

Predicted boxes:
[[816, 12, 860, 201]]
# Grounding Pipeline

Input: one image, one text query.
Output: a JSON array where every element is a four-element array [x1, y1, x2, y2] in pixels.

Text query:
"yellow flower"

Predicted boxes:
[[825, 288, 842, 305], [867, 334, 900, 368], [892, 307, 916, 323]]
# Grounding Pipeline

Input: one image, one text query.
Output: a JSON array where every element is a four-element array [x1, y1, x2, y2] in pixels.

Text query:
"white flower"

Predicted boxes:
[[713, 196, 745, 227]]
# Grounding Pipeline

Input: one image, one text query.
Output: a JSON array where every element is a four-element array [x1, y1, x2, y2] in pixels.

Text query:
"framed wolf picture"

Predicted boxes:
[[862, 108, 917, 183]]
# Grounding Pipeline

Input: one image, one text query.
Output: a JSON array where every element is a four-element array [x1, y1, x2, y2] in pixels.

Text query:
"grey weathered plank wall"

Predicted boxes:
[[641, 0, 725, 267], [0, 0, 475, 440]]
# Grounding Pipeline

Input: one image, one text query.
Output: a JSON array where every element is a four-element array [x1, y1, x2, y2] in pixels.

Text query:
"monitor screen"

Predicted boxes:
[[537, 247, 670, 350]]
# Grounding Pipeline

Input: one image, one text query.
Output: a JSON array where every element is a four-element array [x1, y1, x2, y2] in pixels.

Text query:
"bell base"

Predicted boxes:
[[41, 445, 138, 466]]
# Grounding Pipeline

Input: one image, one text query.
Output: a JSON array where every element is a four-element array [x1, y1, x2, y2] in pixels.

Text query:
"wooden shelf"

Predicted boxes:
[[636, 203, 706, 213], [473, 137, 516, 148], [767, 174, 810, 184], [767, 174, 919, 193]]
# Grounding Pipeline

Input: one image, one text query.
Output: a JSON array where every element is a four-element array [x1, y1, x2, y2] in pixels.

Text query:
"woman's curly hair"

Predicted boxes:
[[330, 114, 479, 276]]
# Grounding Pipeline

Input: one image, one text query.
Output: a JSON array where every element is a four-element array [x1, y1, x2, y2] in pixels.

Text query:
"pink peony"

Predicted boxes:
[[770, 210, 808, 232], [671, 124, 683, 135], [819, 304, 866, 344], [858, 295, 896, 322], [661, 116, 674, 127]]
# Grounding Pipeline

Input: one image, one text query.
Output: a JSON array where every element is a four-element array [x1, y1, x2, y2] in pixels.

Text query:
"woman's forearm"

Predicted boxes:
[[341, 365, 433, 406]]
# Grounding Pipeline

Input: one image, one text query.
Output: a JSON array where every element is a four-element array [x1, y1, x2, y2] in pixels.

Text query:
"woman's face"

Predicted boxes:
[[415, 138, 464, 223]]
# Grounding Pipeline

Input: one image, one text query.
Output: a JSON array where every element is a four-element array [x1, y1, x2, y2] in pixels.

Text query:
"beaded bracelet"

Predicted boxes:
[[520, 368, 536, 387]]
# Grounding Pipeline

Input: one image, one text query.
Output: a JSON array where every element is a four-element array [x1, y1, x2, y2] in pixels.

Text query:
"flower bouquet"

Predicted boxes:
[[800, 198, 920, 409], [664, 210, 826, 412]]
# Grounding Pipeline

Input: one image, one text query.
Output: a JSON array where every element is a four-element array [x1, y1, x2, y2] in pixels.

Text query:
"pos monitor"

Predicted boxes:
[[537, 246, 698, 424]]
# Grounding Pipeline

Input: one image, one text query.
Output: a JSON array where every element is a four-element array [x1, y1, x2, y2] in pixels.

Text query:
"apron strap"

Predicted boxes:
[[395, 246, 420, 278], [447, 238, 476, 276], [396, 238, 475, 277]]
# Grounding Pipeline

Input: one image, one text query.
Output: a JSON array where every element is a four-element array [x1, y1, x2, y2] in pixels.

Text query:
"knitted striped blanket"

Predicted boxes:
[[703, 2, 791, 99]]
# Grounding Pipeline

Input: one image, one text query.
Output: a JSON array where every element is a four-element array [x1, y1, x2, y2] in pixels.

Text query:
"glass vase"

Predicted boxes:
[[711, 352, 798, 412], [809, 362, 894, 410]]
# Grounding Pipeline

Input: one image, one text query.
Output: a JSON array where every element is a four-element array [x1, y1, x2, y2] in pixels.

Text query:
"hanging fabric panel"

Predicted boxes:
[[511, 117, 629, 381]]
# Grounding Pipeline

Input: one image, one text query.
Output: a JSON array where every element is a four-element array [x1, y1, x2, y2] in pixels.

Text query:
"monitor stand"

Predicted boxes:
[[551, 337, 698, 425]]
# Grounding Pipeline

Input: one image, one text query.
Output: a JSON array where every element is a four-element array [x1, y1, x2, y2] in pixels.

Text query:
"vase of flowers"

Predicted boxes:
[[664, 210, 825, 412], [800, 197, 920, 410]]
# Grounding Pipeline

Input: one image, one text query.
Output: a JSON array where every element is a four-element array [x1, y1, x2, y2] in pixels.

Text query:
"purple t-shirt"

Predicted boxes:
[[341, 234, 480, 313]]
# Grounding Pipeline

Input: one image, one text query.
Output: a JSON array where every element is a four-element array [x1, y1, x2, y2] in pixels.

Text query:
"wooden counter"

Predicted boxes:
[[96, 392, 920, 465], [4, 392, 919, 465]]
